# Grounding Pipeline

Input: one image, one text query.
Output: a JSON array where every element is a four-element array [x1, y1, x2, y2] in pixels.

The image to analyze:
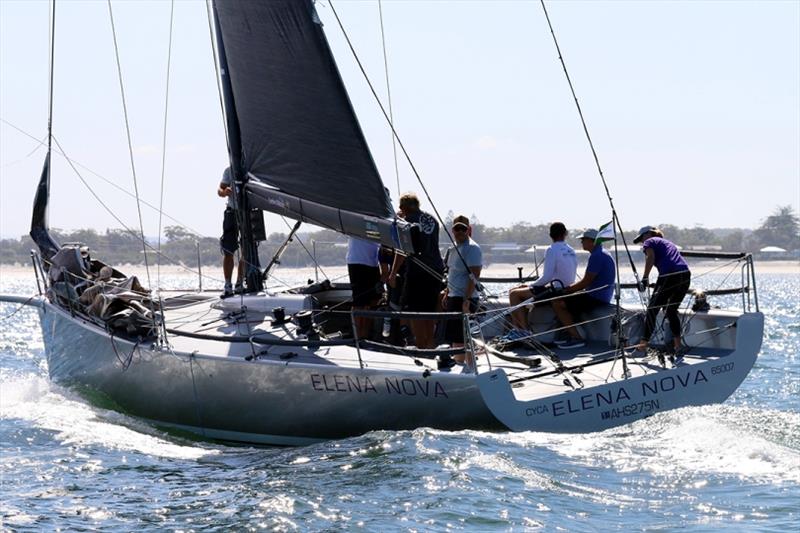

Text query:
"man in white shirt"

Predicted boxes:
[[507, 222, 577, 335], [347, 236, 384, 339]]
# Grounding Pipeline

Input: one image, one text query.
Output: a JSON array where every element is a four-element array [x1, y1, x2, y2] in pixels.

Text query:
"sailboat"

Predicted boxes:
[[0, 0, 763, 446]]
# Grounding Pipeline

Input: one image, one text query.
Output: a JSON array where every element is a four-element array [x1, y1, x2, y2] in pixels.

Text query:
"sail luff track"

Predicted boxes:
[[210, 0, 264, 293], [30, 0, 60, 259], [30, 153, 59, 259], [211, 0, 394, 220]]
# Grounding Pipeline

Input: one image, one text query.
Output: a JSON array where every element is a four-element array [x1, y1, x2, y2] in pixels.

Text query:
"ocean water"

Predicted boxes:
[[1, 269, 798, 531]]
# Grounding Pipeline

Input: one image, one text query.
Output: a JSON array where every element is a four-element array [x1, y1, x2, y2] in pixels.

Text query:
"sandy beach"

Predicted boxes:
[[2, 259, 797, 286]]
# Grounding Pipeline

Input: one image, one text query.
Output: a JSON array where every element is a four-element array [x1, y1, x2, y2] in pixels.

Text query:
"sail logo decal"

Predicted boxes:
[[365, 221, 381, 240], [310, 373, 448, 398], [267, 197, 289, 210]]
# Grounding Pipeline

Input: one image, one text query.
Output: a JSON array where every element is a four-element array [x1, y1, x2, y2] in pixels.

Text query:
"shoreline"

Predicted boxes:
[[2, 260, 798, 280]]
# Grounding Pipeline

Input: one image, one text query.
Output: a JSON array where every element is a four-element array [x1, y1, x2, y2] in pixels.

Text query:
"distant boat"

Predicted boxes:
[[1, 0, 763, 445]]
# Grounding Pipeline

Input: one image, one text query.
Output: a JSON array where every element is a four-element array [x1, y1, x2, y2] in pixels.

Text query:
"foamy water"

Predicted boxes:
[[1, 268, 798, 530]]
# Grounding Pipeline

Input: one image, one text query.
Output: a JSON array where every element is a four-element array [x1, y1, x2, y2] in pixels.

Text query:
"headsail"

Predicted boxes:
[[30, 152, 60, 261], [212, 0, 411, 251]]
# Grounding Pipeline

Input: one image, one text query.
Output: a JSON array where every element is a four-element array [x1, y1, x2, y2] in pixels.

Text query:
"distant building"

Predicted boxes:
[[688, 245, 723, 251]]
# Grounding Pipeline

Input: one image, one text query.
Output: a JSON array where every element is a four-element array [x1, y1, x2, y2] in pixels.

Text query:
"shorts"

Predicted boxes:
[[443, 296, 478, 343], [524, 284, 556, 302], [402, 270, 443, 312], [348, 264, 381, 307], [219, 208, 239, 256], [387, 272, 404, 307], [564, 293, 606, 317]]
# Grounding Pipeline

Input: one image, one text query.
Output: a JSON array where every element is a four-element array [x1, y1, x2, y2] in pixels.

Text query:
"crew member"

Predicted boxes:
[[632, 226, 691, 354], [387, 193, 444, 349], [441, 215, 482, 366], [218, 167, 243, 297], [507, 222, 577, 339], [551, 228, 616, 349]]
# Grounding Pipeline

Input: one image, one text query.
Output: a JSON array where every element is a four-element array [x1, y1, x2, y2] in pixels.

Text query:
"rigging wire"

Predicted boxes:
[[106, 0, 153, 293], [327, 0, 489, 301], [326, 0, 447, 241], [0, 132, 45, 169], [538, 0, 643, 296], [280, 216, 330, 281], [2, 118, 205, 237], [11, 0, 220, 290], [538, 0, 647, 370], [377, 0, 401, 199], [49, 133, 226, 285], [0, 296, 38, 322], [157, 0, 176, 290]]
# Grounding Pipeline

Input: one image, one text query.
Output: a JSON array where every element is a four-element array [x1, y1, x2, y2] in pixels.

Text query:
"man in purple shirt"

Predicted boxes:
[[633, 226, 691, 354]]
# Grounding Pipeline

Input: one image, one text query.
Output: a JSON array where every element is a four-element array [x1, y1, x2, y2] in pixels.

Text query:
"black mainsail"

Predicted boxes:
[[212, 0, 412, 251]]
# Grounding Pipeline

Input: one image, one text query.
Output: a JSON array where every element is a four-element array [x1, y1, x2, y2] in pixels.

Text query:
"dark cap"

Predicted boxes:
[[452, 215, 470, 229]]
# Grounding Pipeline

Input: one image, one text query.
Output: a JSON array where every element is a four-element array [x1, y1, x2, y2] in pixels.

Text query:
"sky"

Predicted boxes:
[[1, 0, 798, 241]]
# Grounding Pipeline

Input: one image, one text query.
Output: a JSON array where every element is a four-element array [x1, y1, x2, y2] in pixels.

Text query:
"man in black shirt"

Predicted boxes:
[[387, 193, 444, 348]]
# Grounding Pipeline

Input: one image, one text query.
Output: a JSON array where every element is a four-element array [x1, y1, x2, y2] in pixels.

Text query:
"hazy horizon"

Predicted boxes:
[[0, 220, 771, 242]]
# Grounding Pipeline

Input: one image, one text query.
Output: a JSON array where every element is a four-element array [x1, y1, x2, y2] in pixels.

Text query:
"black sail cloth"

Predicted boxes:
[[213, 0, 393, 219], [30, 152, 60, 261]]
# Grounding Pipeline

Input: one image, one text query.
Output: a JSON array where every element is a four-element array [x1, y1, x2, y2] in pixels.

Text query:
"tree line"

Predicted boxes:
[[2, 205, 797, 267]]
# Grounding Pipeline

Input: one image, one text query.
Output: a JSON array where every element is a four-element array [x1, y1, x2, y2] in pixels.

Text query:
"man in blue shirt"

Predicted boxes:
[[551, 229, 616, 349]]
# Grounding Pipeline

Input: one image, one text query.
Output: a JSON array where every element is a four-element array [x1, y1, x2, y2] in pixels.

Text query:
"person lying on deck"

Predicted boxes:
[[550, 229, 616, 349]]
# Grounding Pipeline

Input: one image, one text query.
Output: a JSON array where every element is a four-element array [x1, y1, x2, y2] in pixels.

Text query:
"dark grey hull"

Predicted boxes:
[[39, 302, 502, 445]]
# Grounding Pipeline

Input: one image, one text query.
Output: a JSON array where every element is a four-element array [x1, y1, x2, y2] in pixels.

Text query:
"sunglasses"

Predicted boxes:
[[452, 226, 468, 232]]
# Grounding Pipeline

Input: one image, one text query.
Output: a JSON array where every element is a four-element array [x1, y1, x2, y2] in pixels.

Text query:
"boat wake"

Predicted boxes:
[[647, 408, 800, 483], [484, 405, 800, 486], [0, 373, 218, 460]]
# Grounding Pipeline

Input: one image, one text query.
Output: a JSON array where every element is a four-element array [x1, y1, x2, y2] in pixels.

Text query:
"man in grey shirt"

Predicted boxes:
[[440, 215, 482, 367]]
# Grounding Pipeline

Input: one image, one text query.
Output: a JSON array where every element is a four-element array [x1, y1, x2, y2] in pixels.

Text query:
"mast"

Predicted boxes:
[[210, 2, 263, 293], [30, 0, 60, 261], [47, 0, 55, 157]]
